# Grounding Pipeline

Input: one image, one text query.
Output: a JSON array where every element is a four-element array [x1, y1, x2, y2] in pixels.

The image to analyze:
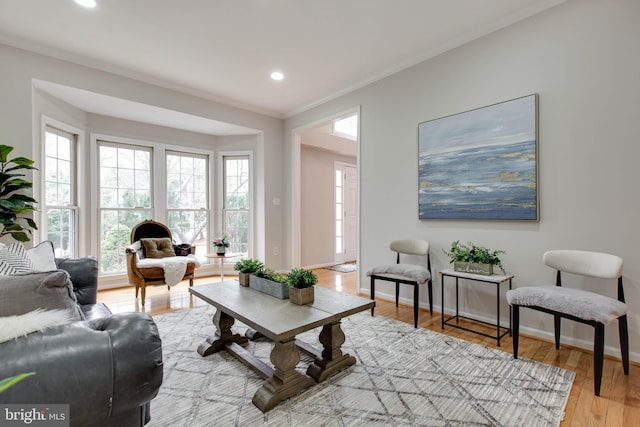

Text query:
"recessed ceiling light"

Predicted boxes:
[[270, 71, 284, 81], [75, 0, 96, 8]]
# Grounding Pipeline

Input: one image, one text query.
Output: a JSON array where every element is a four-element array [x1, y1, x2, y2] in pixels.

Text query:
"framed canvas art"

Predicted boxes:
[[418, 94, 538, 220]]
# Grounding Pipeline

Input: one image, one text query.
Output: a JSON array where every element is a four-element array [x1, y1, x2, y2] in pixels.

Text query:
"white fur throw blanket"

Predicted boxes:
[[0, 309, 75, 343], [506, 286, 627, 324], [137, 254, 201, 286], [366, 264, 431, 285]]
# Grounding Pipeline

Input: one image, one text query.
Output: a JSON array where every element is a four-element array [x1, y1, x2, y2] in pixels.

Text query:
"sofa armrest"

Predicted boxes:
[[56, 256, 98, 305], [0, 312, 163, 426]]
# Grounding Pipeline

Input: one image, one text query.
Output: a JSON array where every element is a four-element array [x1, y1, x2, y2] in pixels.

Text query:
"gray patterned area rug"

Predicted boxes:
[[148, 305, 574, 427]]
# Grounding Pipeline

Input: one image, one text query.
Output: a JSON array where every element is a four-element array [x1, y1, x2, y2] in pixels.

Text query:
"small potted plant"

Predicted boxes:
[[250, 267, 290, 299], [213, 235, 229, 255], [443, 241, 505, 275], [233, 258, 264, 286], [287, 267, 318, 305]]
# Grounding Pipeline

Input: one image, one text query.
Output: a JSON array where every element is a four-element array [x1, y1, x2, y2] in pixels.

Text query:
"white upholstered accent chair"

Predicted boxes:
[[367, 239, 433, 328], [506, 250, 629, 396]]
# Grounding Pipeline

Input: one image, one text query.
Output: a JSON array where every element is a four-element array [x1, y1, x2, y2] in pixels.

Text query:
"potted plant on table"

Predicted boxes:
[[443, 241, 505, 276], [213, 235, 229, 255], [250, 267, 290, 299], [233, 258, 264, 287], [287, 268, 318, 305]]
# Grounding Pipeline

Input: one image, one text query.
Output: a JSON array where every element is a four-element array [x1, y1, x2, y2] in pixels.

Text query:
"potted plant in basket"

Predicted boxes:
[[233, 258, 264, 287], [287, 268, 318, 305], [251, 267, 290, 299], [213, 235, 229, 255], [443, 241, 505, 275]]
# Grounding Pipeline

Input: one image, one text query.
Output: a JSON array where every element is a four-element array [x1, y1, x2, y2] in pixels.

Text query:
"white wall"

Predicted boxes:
[[285, 0, 640, 361], [0, 43, 286, 269]]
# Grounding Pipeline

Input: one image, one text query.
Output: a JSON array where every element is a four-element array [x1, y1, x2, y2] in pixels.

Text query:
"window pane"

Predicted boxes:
[[166, 152, 209, 257], [44, 128, 76, 257], [166, 152, 208, 210], [99, 143, 152, 274], [223, 156, 250, 259], [225, 210, 248, 255], [100, 209, 151, 274], [47, 208, 75, 257]]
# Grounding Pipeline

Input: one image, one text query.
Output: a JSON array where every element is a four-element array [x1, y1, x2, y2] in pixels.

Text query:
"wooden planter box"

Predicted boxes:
[[238, 272, 250, 287], [453, 261, 494, 276], [289, 286, 314, 305], [249, 275, 289, 299]]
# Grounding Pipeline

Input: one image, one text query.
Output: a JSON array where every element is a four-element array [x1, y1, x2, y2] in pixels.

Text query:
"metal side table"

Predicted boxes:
[[439, 269, 513, 346]]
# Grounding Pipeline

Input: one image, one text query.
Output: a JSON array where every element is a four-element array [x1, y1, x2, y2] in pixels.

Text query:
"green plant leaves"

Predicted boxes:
[[0, 144, 38, 242], [0, 372, 36, 393]]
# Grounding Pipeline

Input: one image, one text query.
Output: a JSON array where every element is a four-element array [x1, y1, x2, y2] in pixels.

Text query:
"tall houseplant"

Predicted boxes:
[[0, 145, 38, 242]]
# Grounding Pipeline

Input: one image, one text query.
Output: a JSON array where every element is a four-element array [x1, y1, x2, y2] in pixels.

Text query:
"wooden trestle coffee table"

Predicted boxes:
[[189, 282, 375, 412]]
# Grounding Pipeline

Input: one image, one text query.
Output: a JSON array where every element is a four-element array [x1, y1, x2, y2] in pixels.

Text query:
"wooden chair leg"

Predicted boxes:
[[554, 314, 561, 349], [594, 323, 605, 396], [189, 277, 194, 287], [619, 315, 630, 375], [370, 277, 375, 316], [512, 305, 520, 359], [140, 284, 147, 307], [135, 284, 139, 298]]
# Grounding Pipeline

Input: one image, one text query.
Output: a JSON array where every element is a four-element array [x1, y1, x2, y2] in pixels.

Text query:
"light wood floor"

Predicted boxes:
[[98, 268, 639, 426]]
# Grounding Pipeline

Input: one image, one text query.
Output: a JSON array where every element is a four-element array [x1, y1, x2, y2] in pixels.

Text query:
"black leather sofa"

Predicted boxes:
[[0, 257, 163, 427]]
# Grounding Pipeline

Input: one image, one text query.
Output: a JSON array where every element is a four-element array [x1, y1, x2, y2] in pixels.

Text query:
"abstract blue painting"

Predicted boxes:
[[418, 94, 538, 220]]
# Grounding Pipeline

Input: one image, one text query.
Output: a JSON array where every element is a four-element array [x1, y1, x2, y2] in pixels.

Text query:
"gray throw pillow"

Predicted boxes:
[[0, 270, 83, 320]]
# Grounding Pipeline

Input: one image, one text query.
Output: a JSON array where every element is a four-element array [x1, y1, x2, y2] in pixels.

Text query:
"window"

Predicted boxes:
[[333, 114, 358, 140], [223, 155, 250, 257], [98, 142, 152, 274], [335, 169, 343, 254], [44, 127, 77, 257], [166, 151, 209, 255]]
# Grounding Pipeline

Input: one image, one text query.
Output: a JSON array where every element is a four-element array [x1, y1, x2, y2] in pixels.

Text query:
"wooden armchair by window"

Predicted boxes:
[[125, 220, 199, 307]]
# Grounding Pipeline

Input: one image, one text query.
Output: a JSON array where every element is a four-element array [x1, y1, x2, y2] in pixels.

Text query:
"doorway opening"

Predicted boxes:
[[292, 107, 360, 269]]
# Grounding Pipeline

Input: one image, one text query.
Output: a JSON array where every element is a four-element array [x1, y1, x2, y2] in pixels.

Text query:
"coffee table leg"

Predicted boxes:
[[306, 321, 356, 383], [252, 338, 315, 412], [197, 309, 248, 357]]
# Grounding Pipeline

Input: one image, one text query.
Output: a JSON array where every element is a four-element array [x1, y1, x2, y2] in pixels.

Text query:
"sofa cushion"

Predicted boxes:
[[0, 242, 35, 274], [26, 241, 58, 271], [141, 237, 176, 259], [0, 270, 83, 321], [56, 256, 99, 305]]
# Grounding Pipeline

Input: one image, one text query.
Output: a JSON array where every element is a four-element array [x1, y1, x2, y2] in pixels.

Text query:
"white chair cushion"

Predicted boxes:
[[543, 250, 623, 279], [506, 286, 627, 324], [366, 263, 431, 285]]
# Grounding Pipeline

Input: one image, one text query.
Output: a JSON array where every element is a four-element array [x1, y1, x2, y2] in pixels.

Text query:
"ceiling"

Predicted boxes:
[[0, 0, 564, 132]]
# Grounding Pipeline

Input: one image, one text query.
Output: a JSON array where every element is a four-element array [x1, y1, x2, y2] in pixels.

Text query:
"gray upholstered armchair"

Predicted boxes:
[[0, 255, 163, 426]]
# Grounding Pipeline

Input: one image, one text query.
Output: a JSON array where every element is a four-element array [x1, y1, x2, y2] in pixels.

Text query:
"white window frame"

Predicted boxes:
[[166, 149, 210, 256], [218, 151, 254, 259], [90, 134, 216, 282], [36, 116, 86, 255]]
